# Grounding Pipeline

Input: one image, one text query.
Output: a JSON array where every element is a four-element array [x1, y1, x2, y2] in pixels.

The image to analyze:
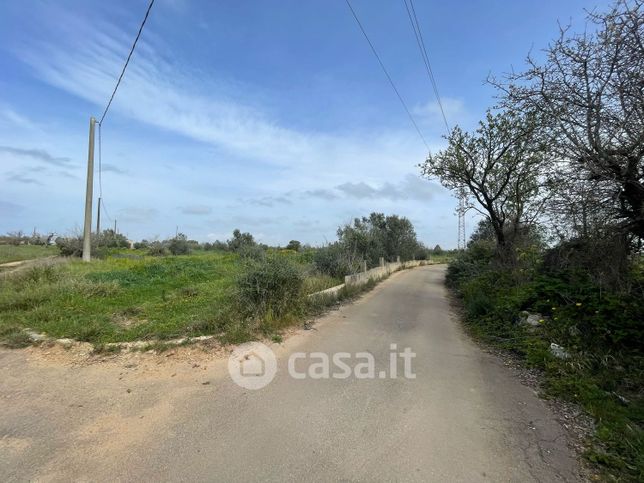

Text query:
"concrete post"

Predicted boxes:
[[396, 255, 401, 263], [379, 257, 385, 267], [362, 260, 367, 273]]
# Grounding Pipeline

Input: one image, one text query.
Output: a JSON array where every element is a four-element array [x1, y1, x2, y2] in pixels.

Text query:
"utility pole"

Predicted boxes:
[[114, 219, 117, 235], [457, 188, 467, 250], [96, 197, 101, 234], [82, 117, 96, 262]]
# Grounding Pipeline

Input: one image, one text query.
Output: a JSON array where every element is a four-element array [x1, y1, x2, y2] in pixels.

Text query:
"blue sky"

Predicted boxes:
[[0, 0, 605, 247]]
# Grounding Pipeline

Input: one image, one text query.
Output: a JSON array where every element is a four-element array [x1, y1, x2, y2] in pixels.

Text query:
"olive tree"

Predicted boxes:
[[337, 213, 421, 266]]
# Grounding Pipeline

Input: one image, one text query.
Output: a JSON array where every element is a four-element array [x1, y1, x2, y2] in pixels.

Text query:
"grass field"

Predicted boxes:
[[0, 245, 58, 264], [0, 250, 343, 347]]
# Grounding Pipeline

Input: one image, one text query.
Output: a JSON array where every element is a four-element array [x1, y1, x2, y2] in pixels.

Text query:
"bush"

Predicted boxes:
[[55, 236, 108, 258], [203, 240, 228, 251], [168, 234, 191, 255], [236, 254, 304, 319], [0, 326, 32, 348], [147, 243, 168, 257], [55, 236, 83, 257], [445, 240, 495, 288], [228, 229, 255, 252], [313, 243, 360, 279], [96, 229, 129, 248], [2, 231, 26, 246], [237, 244, 266, 261]]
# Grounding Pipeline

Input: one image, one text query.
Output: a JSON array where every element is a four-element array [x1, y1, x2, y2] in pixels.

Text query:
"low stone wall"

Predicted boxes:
[[308, 259, 429, 299], [344, 259, 425, 287], [309, 283, 346, 298]]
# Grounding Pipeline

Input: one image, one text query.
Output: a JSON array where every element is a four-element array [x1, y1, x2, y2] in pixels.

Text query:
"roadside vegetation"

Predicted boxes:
[[422, 2, 643, 479], [0, 244, 58, 265], [0, 213, 448, 348]]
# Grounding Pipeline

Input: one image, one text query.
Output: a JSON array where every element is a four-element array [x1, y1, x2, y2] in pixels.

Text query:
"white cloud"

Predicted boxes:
[[15, 6, 440, 185], [413, 97, 472, 131], [118, 207, 158, 223], [0, 145, 73, 167], [2, 5, 461, 247], [179, 205, 212, 215], [0, 107, 38, 131]]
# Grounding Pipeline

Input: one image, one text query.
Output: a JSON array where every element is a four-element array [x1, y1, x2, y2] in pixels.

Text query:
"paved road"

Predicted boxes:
[[1, 265, 582, 482]]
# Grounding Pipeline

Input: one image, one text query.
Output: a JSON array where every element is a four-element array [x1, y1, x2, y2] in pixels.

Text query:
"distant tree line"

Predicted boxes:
[[3, 212, 446, 277]]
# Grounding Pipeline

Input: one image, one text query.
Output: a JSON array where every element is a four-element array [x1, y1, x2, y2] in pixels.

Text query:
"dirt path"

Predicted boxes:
[[0, 266, 585, 482]]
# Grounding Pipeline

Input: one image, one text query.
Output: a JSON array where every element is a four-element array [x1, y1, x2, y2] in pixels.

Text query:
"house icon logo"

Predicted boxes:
[[228, 342, 277, 390], [240, 351, 265, 377]]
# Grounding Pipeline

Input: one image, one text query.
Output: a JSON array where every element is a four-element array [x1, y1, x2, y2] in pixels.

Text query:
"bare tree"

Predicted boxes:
[[420, 110, 549, 252], [545, 162, 616, 241], [493, 0, 644, 241]]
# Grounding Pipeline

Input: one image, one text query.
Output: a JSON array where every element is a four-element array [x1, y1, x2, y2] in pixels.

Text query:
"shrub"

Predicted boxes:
[[0, 326, 32, 348], [55, 236, 83, 257], [20, 263, 61, 285], [54, 236, 108, 258], [168, 234, 191, 255], [96, 229, 129, 248], [228, 229, 255, 252], [313, 243, 360, 279], [3, 231, 26, 246], [236, 254, 304, 319], [133, 240, 149, 250], [445, 240, 495, 288], [147, 243, 168, 256], [237, 244, 266, 261]]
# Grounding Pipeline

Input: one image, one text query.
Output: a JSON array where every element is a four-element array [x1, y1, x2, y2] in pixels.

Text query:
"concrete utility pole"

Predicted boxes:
[[82, 117, 97, 262]]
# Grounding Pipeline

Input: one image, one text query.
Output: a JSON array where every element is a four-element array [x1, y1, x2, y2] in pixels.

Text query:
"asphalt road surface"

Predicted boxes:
[[0, 265, 582, 482]]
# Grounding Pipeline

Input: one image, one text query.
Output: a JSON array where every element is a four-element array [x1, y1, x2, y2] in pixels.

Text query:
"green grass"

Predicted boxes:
[[0, 251, 242, 344], [303, 274, 343, 294], [427, 254, 453, 264], [0, 245, 58, 264], [0, 250, 366, 347]]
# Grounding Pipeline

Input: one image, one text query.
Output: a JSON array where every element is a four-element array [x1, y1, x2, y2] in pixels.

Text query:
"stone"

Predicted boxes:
[[519, 311, 543, 327], [25, 329, 47, 342], [550, 343, 570, 359], [56, 338, 74, 348]]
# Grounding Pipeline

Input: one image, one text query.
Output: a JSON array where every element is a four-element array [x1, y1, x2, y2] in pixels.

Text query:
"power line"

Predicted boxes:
[[98, 122, 103, 199], [403, 0, 450, 134], [95, 0, 154, 236], [101, 198, 113, 223], [344, 0, 430, 152], [401, 0, 462, 247], [96, 123, 113, 224], [98, 0, 155, 126]]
